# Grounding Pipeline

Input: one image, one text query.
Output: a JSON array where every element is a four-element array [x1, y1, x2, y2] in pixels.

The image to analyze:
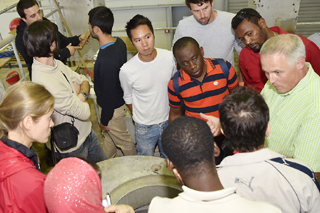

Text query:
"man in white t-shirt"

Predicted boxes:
[[119, 15, 176, 158], [172, 0, 243, 66]]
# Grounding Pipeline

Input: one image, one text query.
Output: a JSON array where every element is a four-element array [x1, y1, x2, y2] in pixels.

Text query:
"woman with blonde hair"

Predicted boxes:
[[0, 81, 54, 212]]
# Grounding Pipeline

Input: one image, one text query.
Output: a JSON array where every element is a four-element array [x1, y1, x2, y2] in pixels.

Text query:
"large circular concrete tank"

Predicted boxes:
[[97, 156, 182, 210]]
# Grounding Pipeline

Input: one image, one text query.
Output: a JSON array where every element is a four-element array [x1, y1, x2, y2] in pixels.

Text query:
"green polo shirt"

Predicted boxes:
[[261, 63, 320, 172]]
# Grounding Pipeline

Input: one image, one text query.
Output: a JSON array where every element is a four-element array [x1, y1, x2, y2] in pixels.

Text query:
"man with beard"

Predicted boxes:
[[172, 0, 243, 66], [232, 8, 320, 92], [88, 6, 136, 158]]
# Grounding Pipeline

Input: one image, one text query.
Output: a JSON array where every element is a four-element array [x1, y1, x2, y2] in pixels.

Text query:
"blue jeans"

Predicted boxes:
[[58, 129, 107, 163], [135, 121, 168, 158]]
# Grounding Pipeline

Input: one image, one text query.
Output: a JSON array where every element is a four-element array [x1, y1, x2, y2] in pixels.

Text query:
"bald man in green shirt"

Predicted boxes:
[[260, 34, 320, 176]]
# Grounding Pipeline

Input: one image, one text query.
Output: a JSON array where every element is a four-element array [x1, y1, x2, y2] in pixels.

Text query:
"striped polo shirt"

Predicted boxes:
[[262, 63, 320, 172], [168, 58, 239, 120]]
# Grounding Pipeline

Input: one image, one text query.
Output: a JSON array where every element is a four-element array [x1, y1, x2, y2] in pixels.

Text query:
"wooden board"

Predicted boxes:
[[118, 37, 137, 53]]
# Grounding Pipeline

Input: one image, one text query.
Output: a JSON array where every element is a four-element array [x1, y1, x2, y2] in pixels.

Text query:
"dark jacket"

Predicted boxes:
[[94, 37, 127, 125], [0, 137, 47, 212], [15, 17, 80, 78]]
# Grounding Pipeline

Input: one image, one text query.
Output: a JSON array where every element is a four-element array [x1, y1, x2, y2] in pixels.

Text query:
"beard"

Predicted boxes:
[[250, 43, 263, 52], [250, 28, 268, 52], [90, 33, 99, 41], [196, 12, 212, 25]]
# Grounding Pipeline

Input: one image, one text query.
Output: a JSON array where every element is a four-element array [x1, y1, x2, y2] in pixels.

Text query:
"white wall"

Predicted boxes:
[[252, 0, 301, 32]]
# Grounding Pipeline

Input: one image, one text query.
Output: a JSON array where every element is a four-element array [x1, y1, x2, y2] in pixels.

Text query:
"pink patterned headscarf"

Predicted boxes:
[[44, 157, 105, 213]]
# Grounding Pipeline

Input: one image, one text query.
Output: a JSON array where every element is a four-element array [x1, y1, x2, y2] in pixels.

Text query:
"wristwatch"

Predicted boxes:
[[80, 92, 88, 101]]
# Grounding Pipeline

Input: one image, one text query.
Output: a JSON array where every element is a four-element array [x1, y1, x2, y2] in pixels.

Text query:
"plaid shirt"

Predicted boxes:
[[262, 63, 320, 172]]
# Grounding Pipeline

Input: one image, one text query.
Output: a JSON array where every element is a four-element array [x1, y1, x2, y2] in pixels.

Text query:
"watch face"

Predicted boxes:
[[81, 92, 88, 99]]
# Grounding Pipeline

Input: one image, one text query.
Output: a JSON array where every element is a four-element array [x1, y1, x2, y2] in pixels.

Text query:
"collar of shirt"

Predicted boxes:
[[100, 37, 117, 50], [269, 26, 287, 35], [278, 62, 313, 97], [218, 148, 283, 167], [180, 57, 215, 82], [1, 136, 41, 171], [179, 185, 236, 202]]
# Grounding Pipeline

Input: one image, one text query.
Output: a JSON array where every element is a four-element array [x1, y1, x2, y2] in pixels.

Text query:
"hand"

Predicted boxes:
[[200, 113, 221, 137], [77, 93, 87, 102], [104, 205, 135, 213], [73, 81, 80, 94], [100, 122, 110, 131], [66, 43, 81, 56], [79, 34, 90, 44]]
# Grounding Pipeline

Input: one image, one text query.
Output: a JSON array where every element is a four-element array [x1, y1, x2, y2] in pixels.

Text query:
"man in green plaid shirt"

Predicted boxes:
[[260, 34, 320, 176]]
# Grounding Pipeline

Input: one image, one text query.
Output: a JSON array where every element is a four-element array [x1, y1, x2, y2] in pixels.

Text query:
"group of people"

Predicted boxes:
[[0, 0, 319, 212]]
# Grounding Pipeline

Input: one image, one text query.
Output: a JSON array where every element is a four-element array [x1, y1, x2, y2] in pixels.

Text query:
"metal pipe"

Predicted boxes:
[[297, 22, 320, 25], [110, 3, 185, 11], [6, 6, 62, 13], [11, 40, 26, 81], [0, 34, 15, 50], [44, 9, 58, 18], [112, 27, 177, 33]]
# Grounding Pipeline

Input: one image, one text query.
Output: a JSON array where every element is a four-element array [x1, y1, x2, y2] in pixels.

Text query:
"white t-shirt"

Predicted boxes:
[[119, 48, 176, 125]]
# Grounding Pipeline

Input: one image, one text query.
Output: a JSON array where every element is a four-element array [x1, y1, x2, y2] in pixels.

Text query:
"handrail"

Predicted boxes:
[[0, 34, 15, 50], [110, 3, 185, 11], [0, 1, 18, 15], [297, 22, 320, 25]]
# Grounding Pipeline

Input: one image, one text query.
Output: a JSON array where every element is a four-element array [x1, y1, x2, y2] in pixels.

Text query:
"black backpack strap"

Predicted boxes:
[[50, 134, 61, 165], [213, 58, 229, 80], [269, 157, 320, 192], [172, 71, 181, 97], [172, 71, 185, 115]]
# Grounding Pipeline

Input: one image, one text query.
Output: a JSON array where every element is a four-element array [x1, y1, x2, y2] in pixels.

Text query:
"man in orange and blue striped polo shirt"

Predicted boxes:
[[168, 37, 239, 123]]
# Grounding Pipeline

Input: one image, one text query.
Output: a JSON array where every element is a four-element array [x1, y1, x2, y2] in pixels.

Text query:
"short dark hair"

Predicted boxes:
[[88, 6, 114, 35], [231, 8, 262, 30], [219, 87, 269, 152], [162, 116, 215, 177], [185, 0, 213, 9], [23, 20, 58, 57], [17, 0, 39, 19], [172, 36, 200, 58], [125, 14, 154, 42]]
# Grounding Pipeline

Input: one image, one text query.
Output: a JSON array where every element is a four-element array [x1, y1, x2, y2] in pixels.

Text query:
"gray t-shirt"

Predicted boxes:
[[173, 10, 243, 66], [308, 33, 320, 49]]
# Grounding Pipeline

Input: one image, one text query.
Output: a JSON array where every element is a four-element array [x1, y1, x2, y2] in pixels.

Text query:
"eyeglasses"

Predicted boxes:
[[236, 9, 261, 20], [238, 10, 247, 20]]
